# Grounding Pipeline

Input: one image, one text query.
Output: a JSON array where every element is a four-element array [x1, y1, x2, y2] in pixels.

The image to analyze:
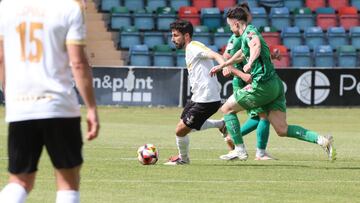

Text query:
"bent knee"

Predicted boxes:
[[274, 127, 288, 137]]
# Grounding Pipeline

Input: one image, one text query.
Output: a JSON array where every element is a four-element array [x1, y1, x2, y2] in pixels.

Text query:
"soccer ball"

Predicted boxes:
[[137, 144, 159, 165]]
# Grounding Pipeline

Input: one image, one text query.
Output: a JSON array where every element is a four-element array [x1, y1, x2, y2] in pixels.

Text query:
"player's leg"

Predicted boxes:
[[240, 116, 259, 136], [219, 94, 248, 160], [0, 120, 43, 202], [165, 101, 221, 165], [268, 110, 336, 160], [254, 113, 277, 160], [42, 118, 83, 203]]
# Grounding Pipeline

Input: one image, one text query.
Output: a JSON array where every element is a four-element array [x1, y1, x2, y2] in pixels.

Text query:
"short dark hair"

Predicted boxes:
[[226, 6, 248, 22], [238, 2, 250, 13], [170, 19, 193, 38]]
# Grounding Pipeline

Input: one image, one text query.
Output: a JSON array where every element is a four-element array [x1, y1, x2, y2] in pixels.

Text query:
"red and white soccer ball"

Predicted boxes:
[[137, 144, 159, 165]]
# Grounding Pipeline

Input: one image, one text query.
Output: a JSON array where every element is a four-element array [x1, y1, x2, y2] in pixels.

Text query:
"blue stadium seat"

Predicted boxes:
[[294, 7, 315, 31], [130, 44, 151, 66], [110, 7, 131, 30], [251, 7, 268, 28], [201, 8, 222, 30], [153, 45, 175, 67], [338, 45, 357, 67], [213, 26, 232, 50], [350, 26, 360, 50], [119, 26, 141, 49], [176, 50, 186, 67], [193, 26, 212, 46], [327, 27, 349, 49], [304, 27, 326, 50], [134, 9, 155, 30], [292, 45, 313, 67], [281, 26, 302, 50], [270, 7, 291, 31], [143, 32, 165, 49], [156, 7, 177, 31], [123, 0, 145, 12], [284, 0, 304, 12], [146, 0, 167, 12], [352, 0, 360, 10], [101, 0, 120, 12], [314, 45, 335, 67], [170, 0, 190, 11]]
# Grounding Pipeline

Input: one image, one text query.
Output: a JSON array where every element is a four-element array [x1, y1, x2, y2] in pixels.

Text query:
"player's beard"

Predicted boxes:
[[174, 38, 185, 49]]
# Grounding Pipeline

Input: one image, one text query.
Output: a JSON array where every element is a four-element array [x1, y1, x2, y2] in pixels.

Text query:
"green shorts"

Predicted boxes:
[[234, 75, 286, 114], [233, 77, 266, 117]]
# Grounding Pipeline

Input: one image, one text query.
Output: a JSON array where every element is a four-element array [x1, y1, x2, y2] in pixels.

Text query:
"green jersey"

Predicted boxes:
[[240, 25, 276, 83], [226, 34, 246, 90]]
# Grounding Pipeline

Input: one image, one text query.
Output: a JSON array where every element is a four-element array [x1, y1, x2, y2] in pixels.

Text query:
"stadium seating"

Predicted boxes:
[[352, 0, 360, 10], [176, 50, 186, 67], [110, 7, 131, 30], [213, 26, 232, 50], [284, 0, 304, 12], [146, 0, 167, 12], [338, 7, 359, 31], [156, 7, 177, 31], [201, 8, 222, 30], [143, 31, 165, 49], [270, 7, 291, 31], [124, 0, 145, 12], [129, 44, 151, 66], [215, 0, 236, 12], [349, 26, 360, 49], [314, 45, 335, 67], [153, 44, 175, 67], [251, 7, 268, 28], [328, 0, 349, 11], [293, 7, 315, 31], [166, 32, 176, 49], [101, 0, 120, 12], [338, 45, 357, 67], [260, 26, 281, 47], [179, 6, 201, 26], [270, 45, 291, 68], [134, 9, 155, 30], [327, 27, 349, 49], [316, 7, 338, 30], [304, 27, 326, 50], [192, 0, 214, 10], [119, 26, 141, 49], [193, 25, 212, 45], [170, 0, 190, 11], [242, 0, 258, 8], [281, 26, 302, 50], [292, 45, 313, 67], [305, 0, 325, 11]]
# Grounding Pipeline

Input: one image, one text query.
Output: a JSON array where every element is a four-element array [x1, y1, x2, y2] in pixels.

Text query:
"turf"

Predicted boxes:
[[0, 107, 359, 203]]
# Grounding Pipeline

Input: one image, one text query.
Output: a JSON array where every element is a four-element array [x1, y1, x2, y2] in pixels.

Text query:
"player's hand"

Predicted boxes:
[[86, 108, 100, 141], [243, 63, 252, 73], [210, 65, 223, 77], [222, 67, 231, 77]]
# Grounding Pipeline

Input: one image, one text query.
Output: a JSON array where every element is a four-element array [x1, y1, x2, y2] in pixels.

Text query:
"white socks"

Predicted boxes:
[[56, 190, 80, 203], [176, 135, 189, 160], [235, 144, 246, 153], [256, 148, 266, 157], [0, 183, 27, 203], [191, 119, 224, 132]]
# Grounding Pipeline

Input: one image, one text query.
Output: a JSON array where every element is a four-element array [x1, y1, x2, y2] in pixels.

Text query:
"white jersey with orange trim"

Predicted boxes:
[[185, 41, 221, 103], [0, 0, 86, 122]]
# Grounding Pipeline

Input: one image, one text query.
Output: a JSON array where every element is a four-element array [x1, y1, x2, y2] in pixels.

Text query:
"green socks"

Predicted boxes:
[[287, 125, 319, 144], [256, 119, 270, 150], [224, 113, 244, 145], [241, 117, 259, 136]]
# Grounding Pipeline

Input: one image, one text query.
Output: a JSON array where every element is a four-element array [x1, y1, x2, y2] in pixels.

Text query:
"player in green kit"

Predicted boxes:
[[221, 3, 276, 160], [210, 6, 336, 161]]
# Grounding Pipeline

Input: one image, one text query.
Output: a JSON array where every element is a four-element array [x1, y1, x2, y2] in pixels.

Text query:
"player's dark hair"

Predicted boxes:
[[170, 19, 193, 38], [238, 2, 250, 13], [226, 6, 248, 22]]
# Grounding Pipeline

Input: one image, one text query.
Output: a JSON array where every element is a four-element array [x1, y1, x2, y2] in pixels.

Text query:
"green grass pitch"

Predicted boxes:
[[0, 107, 359, 202]]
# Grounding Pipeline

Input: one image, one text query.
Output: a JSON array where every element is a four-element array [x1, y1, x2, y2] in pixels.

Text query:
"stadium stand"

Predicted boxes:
[[192, 0, 214, 10], [170, 0, 190, 11], [316, 7, 338, 30], [119, 26, 142, 49], [153, 44, 175, 66], [304, 26, 326, 50], [213, 26, 232, 50], [260, 26, 281, 47], [143, 31, 165, 49], [327, 27, 349, 49], [156, 7, 177, 31], [215, 0, 236, 12], [281, 26, 302, 50], [328, 0, 349, 11], [350, 26, 360, 49], [251, 7, 268, 28], [293, 7, 315, 31], [147, 0, 167, 12], [193, 25, 212, 45], [270, 45, 291, 68], [110, 7, 131, 30], [284, 0, 304, 12], [306, 0, 326, 11], [129, 44, 151, 66], [124, 0, 145, 12], [292, 45, 313, 67], [338, 7, 359, 31], [134, 8, 155, 30], [270, 7, 291, 31], [314, 45, 335, 67], [338, 45, 358, 67], [201, 8, 222, 30], [178, 6, 201, 26]]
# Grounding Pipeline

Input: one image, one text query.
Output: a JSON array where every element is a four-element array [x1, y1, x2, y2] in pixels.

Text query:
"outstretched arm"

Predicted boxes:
[[243, 36, 261, 73]]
